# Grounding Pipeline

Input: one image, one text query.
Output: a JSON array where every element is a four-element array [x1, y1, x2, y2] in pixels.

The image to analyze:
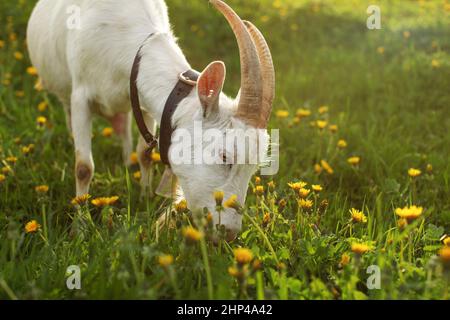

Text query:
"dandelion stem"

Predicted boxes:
[[244, 212, 279, 264]]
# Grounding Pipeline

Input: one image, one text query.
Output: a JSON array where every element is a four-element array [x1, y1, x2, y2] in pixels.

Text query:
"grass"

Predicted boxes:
[[0, 0, 450, 299]]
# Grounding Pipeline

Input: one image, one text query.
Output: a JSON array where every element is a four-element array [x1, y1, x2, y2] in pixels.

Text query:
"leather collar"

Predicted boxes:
[[130, 34, 198, 166]]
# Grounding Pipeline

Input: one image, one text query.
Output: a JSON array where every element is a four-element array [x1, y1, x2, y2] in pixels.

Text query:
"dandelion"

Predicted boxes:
[[0, 174, 6, 183], [151, 152, 161, 163], [329, 124, 338, 133], [298, 188, 310, 198], [441, 235, 450, 247], [275, 110, 289, 119], [288, 181, 307, 191], [27, 66, 38, 76], [254, 185, 264, 196], [260, 15, 270, 23], [183, 226, 203, 244], [0, 40, 4, 48], [175, 199, 188, 213], [224, 195, 240, 211], [91, 196, 119, 207], [340, 253, 350, 267], [377, 46, 385, 55], [15, 91, 25, 98], [278, 198, 287, 209], [397, 218, 407, 230], [312, 185, 323, 192], [35, 79, 44, 91], [395, 205, 423, 222], [71, 194, 91, 206], [6, 156, 18, 164], [25, 220, 41, 233], [403, 31, 411, 39], [234, 248, 253, 265], [228, 266, 242, 278], [2, 166, 12, 175], [22, 144, 35, 155], [254, 176, 261, 185], [158, 254, 174, 268], [439, 247, 450, 265], [350, 208, 367, 223], [37, 101, 48, 112], [347, 157, 361, 166], [426, 164, 433, 174], [431, 59, 441, 68], [298, 199, 313, 210], [262, 212, 271, 226], [320, 160, 334, 174], [296, 108, 311, 118], [214, 190, 224, 206], [133, 171, 141, 180], [314, 163, 323, 174], [351, 243, 372, 255], [14, 51, 24, 60], [337, 139, 347, 149], [35, 185, 49, 194], [130, 152, 139, 165], [318, 106, 329, 114], [408, 168, 422, 178], [267, 181, 275, 192], [102, 127, 113, 137], [37, 116, 47, 127], [316, 120, 328, 130]]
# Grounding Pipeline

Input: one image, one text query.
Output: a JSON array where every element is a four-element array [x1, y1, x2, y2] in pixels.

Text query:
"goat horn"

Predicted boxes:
[[210, 0, 263, 128], [243, 21, 275, 128]]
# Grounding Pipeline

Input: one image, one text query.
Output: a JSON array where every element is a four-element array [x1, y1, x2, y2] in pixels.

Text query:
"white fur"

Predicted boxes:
[[27, 0, 268, 236]]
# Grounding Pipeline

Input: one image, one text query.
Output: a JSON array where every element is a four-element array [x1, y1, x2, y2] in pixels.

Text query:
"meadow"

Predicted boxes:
[[0, 0, 449, 300]]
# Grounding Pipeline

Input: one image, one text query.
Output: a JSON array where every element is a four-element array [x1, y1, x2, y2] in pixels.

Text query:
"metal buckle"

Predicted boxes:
[[178, 72, 197, 86]]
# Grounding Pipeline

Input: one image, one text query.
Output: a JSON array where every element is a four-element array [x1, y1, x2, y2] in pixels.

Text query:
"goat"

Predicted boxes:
[[27, 0, 275, 240]]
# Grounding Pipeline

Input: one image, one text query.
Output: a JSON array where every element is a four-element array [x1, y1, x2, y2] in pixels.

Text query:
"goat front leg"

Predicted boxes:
[[136, 113, 157, 198], [71, 88, 94, 196]]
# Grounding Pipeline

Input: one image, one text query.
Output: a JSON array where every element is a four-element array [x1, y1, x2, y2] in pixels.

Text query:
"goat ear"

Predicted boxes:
[[197, 61, 226, 117]]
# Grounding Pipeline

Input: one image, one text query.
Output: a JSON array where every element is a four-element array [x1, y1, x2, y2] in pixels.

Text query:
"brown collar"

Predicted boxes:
[[130, 34, 198, 165]]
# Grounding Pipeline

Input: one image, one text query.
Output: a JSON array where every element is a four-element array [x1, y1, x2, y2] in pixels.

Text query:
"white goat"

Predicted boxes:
[[27, 0, 275, 239]]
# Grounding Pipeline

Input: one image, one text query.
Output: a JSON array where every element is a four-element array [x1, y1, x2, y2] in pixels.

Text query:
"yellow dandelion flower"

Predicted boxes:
[[228, 266, 242, 278], [35, 79, 44, 91], [37, 101, 48, 112], [2, 166, 12, 175], [426, 164, 433, 173], [296, 108, 311, 118], [36, 116, 47, 127], [224, 195, 240, 211], [320, 160, 334, 174], [431, 59, 441, 68], [316, 120, 328, 130], [133, 171, 141, 180], [25, 220, 41, 233], [377, 46, 385, 55], [35, 185, 49, 194], [408, 168, 422, 178], [151, 152, 161, 163], [234, 248, 253, 265], [14, 51, 24, 60], [298, 199, 313, 210], [0, 40, 5, 48], [340, 253, 350, 266], [318, 106, 329, 114], [263, 212, 271, 226], [314, 163, 323, 174], [288, 181, 307, 191], [6, 156, 18, 164], [312, 185, 323, 192], [442, 236, 450, 247], [275, 110, 289, 119], [298, 188, 310, 198], [130, 152, 139, 165], [254, 185, 264, 196], [350, 208, 367, 223], [0, 174, 6, 183], [397, 218, 408, 229], [175, 199, 188, 213], [337, 139, 347, 149], [254, 176, 261, 185], [22, 144, 35, 155], [183, 226, 203, 243], [27, 66, 38, 76], [351, 243, 372, 255], [267, 181, 275, 191], [71, 194, 91, 206], [102, 127, 113, 137], [260, 15, 270, 23], [439, 246, 450, 264], [347, 157, 361, 166], [91, 196, 119, 207], [329, 124, 338, 133], [403, 31, 411, 39], [214, 190, 224, 206], [395, 205, 423, 222], [158, 254, 174, 268]]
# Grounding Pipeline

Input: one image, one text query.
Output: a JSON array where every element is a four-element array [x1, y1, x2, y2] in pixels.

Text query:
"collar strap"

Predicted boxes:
[[130, 34, 198, 165]]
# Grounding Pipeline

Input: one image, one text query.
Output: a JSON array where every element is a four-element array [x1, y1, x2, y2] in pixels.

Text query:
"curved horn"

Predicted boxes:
[[243, 21, 275, 128], [210, 0, 263, 128]]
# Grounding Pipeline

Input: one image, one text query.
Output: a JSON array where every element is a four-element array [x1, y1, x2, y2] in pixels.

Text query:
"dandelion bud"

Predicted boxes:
[[214, 190, 224, 207]]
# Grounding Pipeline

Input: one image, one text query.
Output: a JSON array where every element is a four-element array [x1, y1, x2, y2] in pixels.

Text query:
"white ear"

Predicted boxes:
[[197, 61, 226, 117]]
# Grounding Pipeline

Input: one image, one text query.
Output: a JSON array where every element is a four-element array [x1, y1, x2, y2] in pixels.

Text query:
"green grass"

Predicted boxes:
[[0, 0, 449, 299]]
